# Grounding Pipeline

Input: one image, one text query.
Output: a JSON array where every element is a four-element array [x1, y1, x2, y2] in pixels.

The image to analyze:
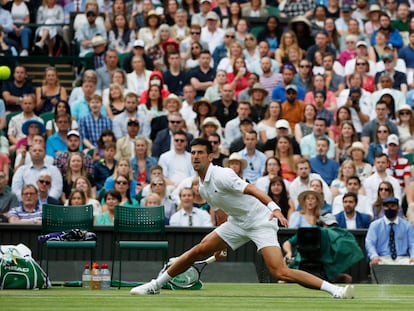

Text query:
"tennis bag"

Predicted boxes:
[[0, 243, 50, 289]]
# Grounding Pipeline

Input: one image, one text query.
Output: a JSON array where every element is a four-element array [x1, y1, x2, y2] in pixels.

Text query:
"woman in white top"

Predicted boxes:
[[35, 0, 64, 56], [217, 41, 244, 73], [396, 104, 414, 153], [9, 0, 32, 56], [257, 100, 282, 144]]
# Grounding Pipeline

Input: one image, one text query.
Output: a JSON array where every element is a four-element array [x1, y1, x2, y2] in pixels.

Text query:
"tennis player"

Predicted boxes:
[[131, 138, 354, 298]]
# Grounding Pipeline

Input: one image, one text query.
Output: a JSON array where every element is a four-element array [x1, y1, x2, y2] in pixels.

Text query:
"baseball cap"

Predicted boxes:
[[285, 84, 298, 93], [387, 134, 399, 145], [133, 39, 145, 48], [67, 130, 80, 138], [383, 53, 394, 62], [356, 41, 368, 48], [382, 196, 399, 205], [275, 119, 290, 129], [349, 86, 362, 94], [206, 11, 219, 20], [341, 4, 352, 12], [318, 213, 338, 226], [127, 118, 140, 126]]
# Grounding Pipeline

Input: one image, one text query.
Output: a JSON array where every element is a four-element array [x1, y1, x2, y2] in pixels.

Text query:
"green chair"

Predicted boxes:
[[5, 111, 19, 134], [41, 204, 96, 277], [403, 153, 414, 165], [111, 205, 168, 288], [39, 111, 55, 126]]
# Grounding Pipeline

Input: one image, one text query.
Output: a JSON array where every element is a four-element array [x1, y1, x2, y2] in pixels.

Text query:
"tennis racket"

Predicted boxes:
[[169, 256, 216, 289]]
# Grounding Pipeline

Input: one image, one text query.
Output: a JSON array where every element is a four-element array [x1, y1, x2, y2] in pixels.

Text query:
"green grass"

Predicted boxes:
[[2, 284, 414, 311]]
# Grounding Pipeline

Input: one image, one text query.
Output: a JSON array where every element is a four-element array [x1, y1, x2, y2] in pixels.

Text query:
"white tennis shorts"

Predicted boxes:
[[215, 217, 280, 251]]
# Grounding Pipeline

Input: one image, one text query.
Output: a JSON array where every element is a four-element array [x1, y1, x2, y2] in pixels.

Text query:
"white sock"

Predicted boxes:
[[155, 271, 172, 288], [320, 281, 340, 295]]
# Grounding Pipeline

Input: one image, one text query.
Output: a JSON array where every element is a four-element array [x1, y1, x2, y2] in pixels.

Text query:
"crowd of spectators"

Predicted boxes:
[[1, 0, 414, 265]]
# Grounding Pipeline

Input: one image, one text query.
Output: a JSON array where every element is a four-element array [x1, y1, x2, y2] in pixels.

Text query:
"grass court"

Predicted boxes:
[[2, 283, 414, 311]]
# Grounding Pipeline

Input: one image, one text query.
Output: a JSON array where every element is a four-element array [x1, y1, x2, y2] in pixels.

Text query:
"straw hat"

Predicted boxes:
[[298, 190, 324, 211], [201, 117, 220, 130], [368, 4, 381, 15], [192, 97, 213, 114], [249, 82, 269, 96], [163, 94, 182, 110], [347, 141, 367, 156], [223, 153, 248, 171], [397, 104, 412, 114]]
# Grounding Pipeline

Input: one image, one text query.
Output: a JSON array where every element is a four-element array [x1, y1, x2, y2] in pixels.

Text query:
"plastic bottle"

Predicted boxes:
[[82, 264, 91, 289], [90, 263, 101, 290], [100, 263, 111, 290]]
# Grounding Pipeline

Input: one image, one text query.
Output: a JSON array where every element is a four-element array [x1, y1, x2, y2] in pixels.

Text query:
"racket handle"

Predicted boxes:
[[205, 255, 217, 264]]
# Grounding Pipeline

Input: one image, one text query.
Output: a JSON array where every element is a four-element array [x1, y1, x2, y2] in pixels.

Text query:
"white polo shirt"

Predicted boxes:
[[199, 164, 269, 229]]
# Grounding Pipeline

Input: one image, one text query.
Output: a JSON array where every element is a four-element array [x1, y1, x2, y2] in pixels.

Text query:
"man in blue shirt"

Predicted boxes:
[[309, 137, 339, 186], [46, 112, 72, 159], [365, 196, 414, 265]]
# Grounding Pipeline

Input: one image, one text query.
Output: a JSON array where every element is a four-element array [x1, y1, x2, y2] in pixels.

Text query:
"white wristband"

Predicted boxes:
[[267, 201, 281, 212]]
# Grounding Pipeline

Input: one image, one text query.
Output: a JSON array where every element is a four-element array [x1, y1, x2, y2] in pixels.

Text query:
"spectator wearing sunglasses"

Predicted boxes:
[[36, 170, 62, 206], [158, 130, 194, 186]]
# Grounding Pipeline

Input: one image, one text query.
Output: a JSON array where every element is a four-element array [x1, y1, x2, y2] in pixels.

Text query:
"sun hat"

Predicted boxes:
[[223, 153, 248, 171], [22, 119, 45, 135], [298, 190, 324, 210]]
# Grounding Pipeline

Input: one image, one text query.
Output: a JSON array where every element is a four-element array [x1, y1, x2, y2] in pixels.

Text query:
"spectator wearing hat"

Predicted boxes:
[[199, 116, 223, 141], [223, 152, 248, 182], [375, 52, 408, 94], [347, 142, 372, 182], [248, 83, 269, 123], [280, 84, 306, 133], [370, 12, 403, 49], [151, 112, 193, 159], [122, 39, 154, 73], [289, 190, 324, 228], [366, 196, 414, 266], [137, 9, 161, 49], [7, 94, 43, 151], [335, 4, 364, 36], [163, 51, 186, 97], [201, 11, 225, 54], [364, 4, 381, 38], [271, 63, 303, 103], [75, 7, 107, 57], [53, 129, 94, 177], [46, 113, 72, 159], [88, 35, 109, 69], [386, 134, 411, 190], [150, 93, 181, 141], [114, 118, 140, 160], [186, 97, 214, 138], [16, 119, 46, 153]]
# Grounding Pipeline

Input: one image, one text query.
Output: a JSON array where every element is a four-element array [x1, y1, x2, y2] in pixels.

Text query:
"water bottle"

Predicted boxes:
[[100, 263, 111, 290], [82, 264, 91, 289], [90, 263, 101, 290]]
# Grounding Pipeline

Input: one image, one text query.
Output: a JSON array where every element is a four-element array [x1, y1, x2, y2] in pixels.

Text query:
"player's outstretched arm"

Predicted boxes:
[[243, 184, 288, 227]]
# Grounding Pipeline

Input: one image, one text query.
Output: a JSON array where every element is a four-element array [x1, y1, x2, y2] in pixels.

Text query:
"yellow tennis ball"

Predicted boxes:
[[0, 66, 11, 80]]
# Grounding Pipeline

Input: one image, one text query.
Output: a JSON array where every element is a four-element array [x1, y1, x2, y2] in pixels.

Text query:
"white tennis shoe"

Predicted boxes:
[[130, 279, 160, 295], [333, 285, 355, 299]]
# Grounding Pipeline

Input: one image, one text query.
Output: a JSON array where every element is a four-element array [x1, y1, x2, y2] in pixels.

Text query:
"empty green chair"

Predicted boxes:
[[111, 205, 168, 288]]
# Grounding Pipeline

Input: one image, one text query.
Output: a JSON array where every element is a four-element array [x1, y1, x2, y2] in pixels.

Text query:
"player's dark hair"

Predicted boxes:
[[190, 138, 212, 154]]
